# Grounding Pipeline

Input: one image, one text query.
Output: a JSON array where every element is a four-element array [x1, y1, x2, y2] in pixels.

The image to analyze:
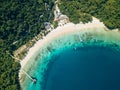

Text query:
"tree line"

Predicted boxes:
[[59, 0, 120, 29], [0, 0, 55, 90]]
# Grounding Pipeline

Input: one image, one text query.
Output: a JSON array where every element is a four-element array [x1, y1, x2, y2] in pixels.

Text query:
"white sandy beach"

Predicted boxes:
[[19, 1, 120, 89], [19, 16, 120, 86], [20, 17, 105, 69]]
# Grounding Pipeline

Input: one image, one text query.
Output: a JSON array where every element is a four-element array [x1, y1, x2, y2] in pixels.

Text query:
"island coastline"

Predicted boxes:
[[19, 1, 120, 89], [19, 17, 119, 82]]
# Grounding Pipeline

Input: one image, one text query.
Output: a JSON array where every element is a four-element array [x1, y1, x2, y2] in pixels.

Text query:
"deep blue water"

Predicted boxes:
[[43, 46, 120, 90], [21, 28, 120, 90]]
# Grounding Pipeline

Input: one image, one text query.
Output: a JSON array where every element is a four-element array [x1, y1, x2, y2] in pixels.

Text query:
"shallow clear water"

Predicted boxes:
[[21, 28, 120, 90]]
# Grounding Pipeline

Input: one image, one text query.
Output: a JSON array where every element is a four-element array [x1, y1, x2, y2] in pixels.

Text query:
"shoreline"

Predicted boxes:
[[19, 17, 119, 84], [20, 17, 105, 69]]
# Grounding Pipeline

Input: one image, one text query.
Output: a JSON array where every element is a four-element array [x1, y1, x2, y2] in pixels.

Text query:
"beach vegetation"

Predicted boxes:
[[53, 22, 58, 28], [0, 0, 55, 89], [59, 0, 120, 29]]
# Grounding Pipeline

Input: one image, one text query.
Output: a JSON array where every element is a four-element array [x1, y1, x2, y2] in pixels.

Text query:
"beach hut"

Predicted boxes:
[[44, 22, 53, 30], [58, 15, 70, 26]]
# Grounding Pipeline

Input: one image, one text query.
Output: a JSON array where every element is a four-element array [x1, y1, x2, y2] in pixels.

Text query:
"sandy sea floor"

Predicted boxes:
[[19, 18, 120, 90]]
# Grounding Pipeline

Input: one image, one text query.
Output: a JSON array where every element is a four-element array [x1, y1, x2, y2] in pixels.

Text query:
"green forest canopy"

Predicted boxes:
[[0, 0, 120, 90], [0, 0, 55, 90], [59, 0, 120, 29]]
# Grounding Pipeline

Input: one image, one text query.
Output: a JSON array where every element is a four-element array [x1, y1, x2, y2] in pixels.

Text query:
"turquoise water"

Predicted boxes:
[[21, 28, 120, 90], [44, 46, 120, 90]]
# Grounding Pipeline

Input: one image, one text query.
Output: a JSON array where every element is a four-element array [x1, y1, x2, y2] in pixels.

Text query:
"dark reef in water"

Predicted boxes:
[[20, 28, 120, 90]]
